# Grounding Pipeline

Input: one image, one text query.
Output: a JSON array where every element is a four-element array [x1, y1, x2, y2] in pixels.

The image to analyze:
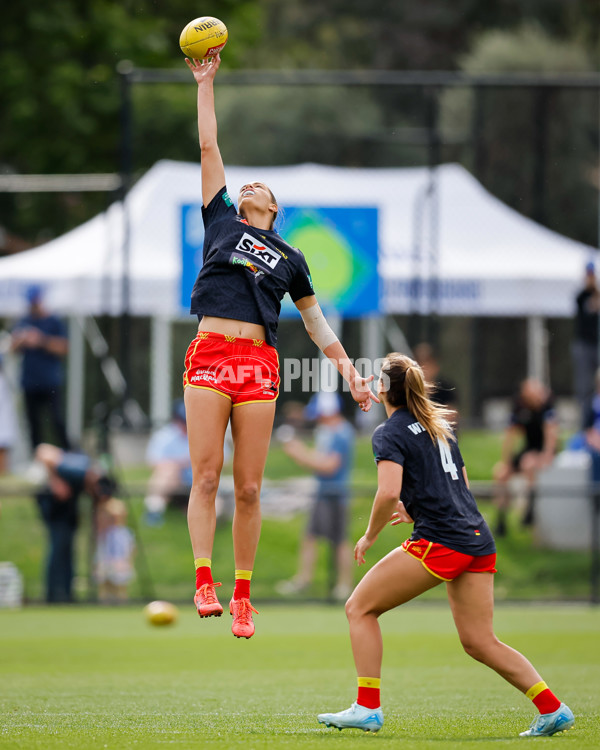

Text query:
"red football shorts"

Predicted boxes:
[[183, 331, 280, 406], [401, 537, 497, 581]]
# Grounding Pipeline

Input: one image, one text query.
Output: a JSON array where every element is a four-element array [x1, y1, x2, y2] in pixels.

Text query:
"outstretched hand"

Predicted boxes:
[[349, 374, 380, 413], [185, 53, 221, 85]]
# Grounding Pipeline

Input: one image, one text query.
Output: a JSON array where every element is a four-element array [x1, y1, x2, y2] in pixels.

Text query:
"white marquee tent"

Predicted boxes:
[[0, 160, 595, 435], [0, 159, 595, 318]]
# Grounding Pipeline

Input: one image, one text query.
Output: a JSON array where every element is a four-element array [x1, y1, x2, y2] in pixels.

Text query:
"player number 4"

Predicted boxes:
[[438, 439, 459, 480]]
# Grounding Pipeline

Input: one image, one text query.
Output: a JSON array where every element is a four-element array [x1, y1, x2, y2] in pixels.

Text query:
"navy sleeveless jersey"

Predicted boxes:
[[372, 409, 495, 555], [190, 187, 315, 347]]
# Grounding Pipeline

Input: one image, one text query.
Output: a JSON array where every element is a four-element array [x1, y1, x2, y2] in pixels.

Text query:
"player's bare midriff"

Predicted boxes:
[[198, 315, 267, 341]]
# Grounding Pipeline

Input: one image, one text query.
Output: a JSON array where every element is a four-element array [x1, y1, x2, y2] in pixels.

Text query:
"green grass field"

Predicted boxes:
[[1, 603, 598, 749]]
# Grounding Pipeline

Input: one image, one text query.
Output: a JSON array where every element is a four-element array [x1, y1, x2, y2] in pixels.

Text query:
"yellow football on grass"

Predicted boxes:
[[144, 600, 179, 626]]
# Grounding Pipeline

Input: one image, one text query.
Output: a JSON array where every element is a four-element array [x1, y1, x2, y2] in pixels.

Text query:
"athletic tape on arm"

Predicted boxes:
[[299, 304, 339, 352]]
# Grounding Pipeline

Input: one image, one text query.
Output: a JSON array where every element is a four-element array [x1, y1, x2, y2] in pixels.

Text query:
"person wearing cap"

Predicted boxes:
[[277, 392, 355, 601], [573, 262, 600, 425], [10, 285, 70, 450], [34, 443, 114, 603]]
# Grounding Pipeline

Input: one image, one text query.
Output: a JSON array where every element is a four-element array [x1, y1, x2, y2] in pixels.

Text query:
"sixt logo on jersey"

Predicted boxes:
[[261, 234, 288, 260], [235, 232, 281, 269]]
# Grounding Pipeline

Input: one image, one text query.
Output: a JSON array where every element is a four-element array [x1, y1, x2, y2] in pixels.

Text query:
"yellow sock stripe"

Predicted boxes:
[[194, 558, 211, 570], [357, 677, 381, 689], [235, 569, 253, 580], [525, 681, 548, 701]]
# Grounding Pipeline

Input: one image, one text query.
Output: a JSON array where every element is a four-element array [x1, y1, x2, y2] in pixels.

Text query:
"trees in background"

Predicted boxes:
[[0, 0, 597, 246], [441, 24, 598, 245]]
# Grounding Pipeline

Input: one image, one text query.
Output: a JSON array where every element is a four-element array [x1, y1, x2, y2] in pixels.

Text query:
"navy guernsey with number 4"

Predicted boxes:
[[190, 186, 315, 347], [372, 408, 495, 556]]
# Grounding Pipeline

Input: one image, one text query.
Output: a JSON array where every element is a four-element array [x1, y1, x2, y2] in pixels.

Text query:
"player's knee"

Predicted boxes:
[[520, 453, 540, 475], [345, 593, 364, 622], [235, 480, 260, 507], [191, 469, 220, 499], [345, 596, 356, 621], [460, 634, 498, 663]]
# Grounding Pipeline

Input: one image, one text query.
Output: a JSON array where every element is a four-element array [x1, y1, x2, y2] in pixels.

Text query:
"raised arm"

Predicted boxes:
[[295, 295, 379, 412], [185, 55, 226, 207]]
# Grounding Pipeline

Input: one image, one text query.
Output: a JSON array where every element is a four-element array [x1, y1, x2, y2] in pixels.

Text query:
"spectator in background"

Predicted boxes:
[[143, 399, 193, 526], [277, 392, 355, 601], [492, 379, 558, 537], [583, 369, 600, 449], [573, 262, 599, 426], [0, 353, 17, 474], [568, 368, 600, 494], [34, 443, 114, 603], [413, 342, 459, 421], [10, 285, 70, 450], [95, 498, 136, 603]]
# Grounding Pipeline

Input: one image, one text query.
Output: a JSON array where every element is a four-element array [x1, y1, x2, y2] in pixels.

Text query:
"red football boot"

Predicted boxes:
[[194, 582, 223, 618], [229, 597, 259, 639]]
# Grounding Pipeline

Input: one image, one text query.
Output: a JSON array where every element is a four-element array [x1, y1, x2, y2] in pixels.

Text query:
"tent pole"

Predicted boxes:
[[66, 316, 85, 446], [532, 88, 551, 226], [426, 87, 441, 347], [360, 314, 384, 429], [117, 60, 134, 418], [471, 85, 486, 182], [469, 317, 483, 423], [527, 315, 547, 384], [150, 316, 173, 426]]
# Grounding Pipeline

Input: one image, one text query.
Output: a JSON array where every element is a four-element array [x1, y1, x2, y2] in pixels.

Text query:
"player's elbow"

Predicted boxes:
[[304, 325, 318, 344], [376, 488, 399, 504], [199, 138, 218, 155], [299, 305, 338, 352]]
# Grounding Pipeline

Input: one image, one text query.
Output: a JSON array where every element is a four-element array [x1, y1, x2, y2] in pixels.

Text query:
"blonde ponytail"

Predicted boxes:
[[404, 365, 455, 445], [380, 353, 455, 445]]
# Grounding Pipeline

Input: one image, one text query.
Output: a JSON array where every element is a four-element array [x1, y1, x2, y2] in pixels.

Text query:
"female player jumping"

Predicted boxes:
[[183, 54, 377, 640], [317, 353, 574, 737]]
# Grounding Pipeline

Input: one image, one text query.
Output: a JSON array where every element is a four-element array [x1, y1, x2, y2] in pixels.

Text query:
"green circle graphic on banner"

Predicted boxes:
[[284, 213, 354, 301]]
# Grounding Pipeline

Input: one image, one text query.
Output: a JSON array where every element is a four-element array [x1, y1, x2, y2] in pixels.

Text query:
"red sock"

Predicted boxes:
[[233, 570, 252, 600], [194, 557, 213, 589], [357, 678, 381, 709], [527, 681, 561, 715]]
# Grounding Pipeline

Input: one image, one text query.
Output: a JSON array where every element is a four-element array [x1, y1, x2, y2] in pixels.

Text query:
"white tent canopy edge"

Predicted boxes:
[[0, 159, 595, 317]]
